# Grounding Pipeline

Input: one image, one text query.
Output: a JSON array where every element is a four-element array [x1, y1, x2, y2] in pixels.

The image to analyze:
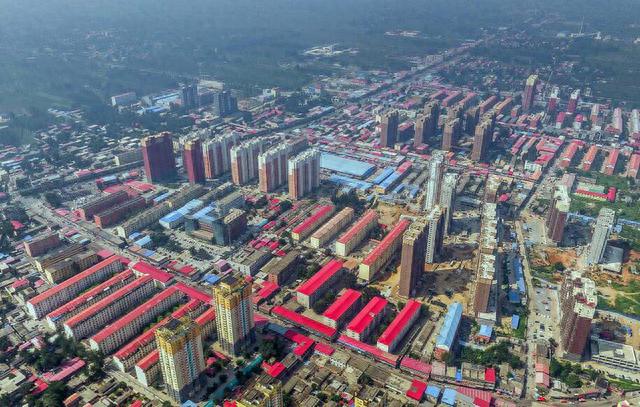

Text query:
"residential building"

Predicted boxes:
[[231, 139, 265, 185], [156, 317, 206, 403], [379, 110, 399, 148], [559, 271, 597, 360], [288, 149, 320, 200], [399, 216, 428, 297], [309, 207, 354, 248], [377, 299, 421, 353], [335, 209, 379, 256], [296, 259, 344, 308], [203, 133, 239, 179], [24, 232, 61, 257], [142, 132, 177, 183], [522, 74, 538, 112], [424, 153, 444, 210], [213, 274, 255, 355], [442, 118, 461, 151], [546, 185, 570, 244], [183, 138, 206, 184], [587, 208, 615, 264], [358, 219, 410, 281], [425, 206, 445, 264], [471, 117, 494, 162], [258, 144, 290, 192], [439, 173, 457, 236]]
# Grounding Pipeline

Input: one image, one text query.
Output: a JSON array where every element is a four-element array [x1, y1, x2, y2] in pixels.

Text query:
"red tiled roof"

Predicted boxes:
[[91, 287, 179, 343], [64, 275, 153, 328], [174, 282, 212, 303], [296, 259, 343, 296], [135, 349, 159, 371], [322, 289, 361, 322], [47, 269, 134, 320], [377, 299, 421, 346], [337, 209, 378, 244], [195, 307, 216, 326], [314, 342, 335, 356], [362, 219, 410, 266], [337, 335, 399, 366], [271, 306, 337, 339], [131, 261, 174, 284], [400, 357, 432, 378], [346, 296, 387, 334], [291, 205, 334, 235], [29, 257, 122, 306], [406, 379, 427, 401]]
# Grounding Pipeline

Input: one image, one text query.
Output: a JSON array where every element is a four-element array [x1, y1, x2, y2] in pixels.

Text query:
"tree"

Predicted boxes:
[[40, 381, 69, 407]]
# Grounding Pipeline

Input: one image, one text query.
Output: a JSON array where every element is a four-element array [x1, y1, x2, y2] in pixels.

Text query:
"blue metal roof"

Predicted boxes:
[[509, 290, 521, 303], [327, 174, 372, 191], [320, 153, 375, 178], [160, 211, 183, 223], [479, 324, 493, 338], [425, 384, 441, 398], [372, 167, 394, 184], [134, 236, 152, 247], [442, 388, 457, 405], [435, 302, 462, 350], [511, 314, 520, 330], [202, 274, 221, 284]]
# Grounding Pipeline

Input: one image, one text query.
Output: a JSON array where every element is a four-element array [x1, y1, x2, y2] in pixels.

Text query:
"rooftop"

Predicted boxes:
[[362, 219, 410, 266], [322, 289, 362, 322], [296, 259, 343, 296], [320, 153, 375, 178], [377, 299, 421, 346], [346, 296, 388, 334], [291, 205, 334, 235]]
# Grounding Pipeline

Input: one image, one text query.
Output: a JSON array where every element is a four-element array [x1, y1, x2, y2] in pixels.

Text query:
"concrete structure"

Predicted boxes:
[[156, 317, 206, 403], [425, 206, 445, 264], [587, 208, 615, 265], [322, 289, 362, 329], [203, 133, 239, 179], [309, 207, 354, 248], [24, 232, 61, 257], [358, 219, 410, 281], [258, 144, 290, 192], [471, 116, 494, 162], [335, 209, 379, 256], [377, 299, 421, 353], [183, 138, 206, 184], [379, 110, 399, 148], [424, 153, 444, 210], [399, 216, 428, 298], [260, 250, 301, 286], [230, 139, 265, 185], [288, 149, 321, 200], [559, 271, 597, 360], [27, 256, 124, 319], [142, 132, 177, 183], [439, 173, 458, 236], [213, 274, 255, 356], [442, 118, 461, 151], [546, 185, 570, 244], [522, 74, 538, 112]]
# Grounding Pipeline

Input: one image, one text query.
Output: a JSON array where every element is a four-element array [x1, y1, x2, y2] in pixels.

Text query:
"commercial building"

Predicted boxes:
[[439, 173, 457, 236], [213, 274, 255, 355], [231, 139, 265, 185], [183, 138, 206, 184], [434, 302, 462, 360], [559, 271, 597, 360], [471, 116, 494, 162], [587, 207, 616, 265], [425, 206, 445, 264], [89, 286, 184, 354], [258, 144, 290, 192], [322, 289, 362, 329], [203, 133, 239, 179], [156, 317, 206, 403], [78, 190, 130, 221], [358, 219, 410, 281], [94, 196, 147, 228], [24, 232, 61, 257], [63, 275, 156, 340], [296, 259, 344, 308], [142, 132, 177, 183], [522, 74, 538, 112], [27, 256, 125, 319], [546, 185, 570, 244], [44, 250, 99, 284], [442, 118, 461, 151], [335, 209, 379, 256], [309, 207, 354, 248], [288, 149, 321, 200], [320, 153, 375, 179], [379, 110, 399, 148], [376, 299, 421, 353], [46, 269, 135, 330], [291, 204, 335, 242], [399, 216, 428, 297], [345, 296, 388, 341]]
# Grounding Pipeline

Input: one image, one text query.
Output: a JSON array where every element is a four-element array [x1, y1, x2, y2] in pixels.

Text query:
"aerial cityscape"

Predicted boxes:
[[1, 0, 640, 406]]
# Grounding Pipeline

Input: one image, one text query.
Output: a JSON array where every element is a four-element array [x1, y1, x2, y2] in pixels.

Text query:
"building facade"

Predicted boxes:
[[288, 149, 321, 200], [142, 132, 177, 183], [183, 138, 206, 184], [213, 274, 255, 355], [258, 144, 290, 192]]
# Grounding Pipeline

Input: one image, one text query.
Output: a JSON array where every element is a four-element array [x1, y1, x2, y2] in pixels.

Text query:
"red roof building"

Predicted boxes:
[[337, 335, 399, 367], [377, 299, 421, 353], [603, 149, 620, 176], [335, 209, 379, 256], [406, 379, 428, 401], [322, 289, 362, 328], [296, 259, 344, 307], [345, 296, 388, 341], [271, 306, 337, 339], [291, 205, 335, 241], [581, 145, 598, 172], [359, 219, 410, 281], [131, 261, 174, 285]]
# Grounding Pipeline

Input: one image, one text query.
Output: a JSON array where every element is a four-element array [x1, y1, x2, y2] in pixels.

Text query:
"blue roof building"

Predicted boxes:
[[425, 384, 441, 402], [327, 174, 372, 191], [511, 314, 520, 330], [320, 153, 375, 178], [372, 167, 394, 184], [435, 302, 462, 352], [478, 324, 493, 338], [442, 388, 457, 406]]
